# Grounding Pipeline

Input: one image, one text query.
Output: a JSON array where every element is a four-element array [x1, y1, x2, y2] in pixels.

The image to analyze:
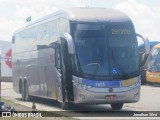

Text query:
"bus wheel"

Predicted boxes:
[[22, 80, 31, 101], [147, 82, 153, 85], [111, 103, 123, 110], [19, 80, 22, 93], [60, 102, 71, 110]]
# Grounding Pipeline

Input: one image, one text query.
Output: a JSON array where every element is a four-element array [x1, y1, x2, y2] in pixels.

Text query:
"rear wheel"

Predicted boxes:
[[147, 82, 155, 85], [19, 80, 22, 93], [60, 102, 72, 110], [141, 79, 146, 85], [111, 103, 123, 110]]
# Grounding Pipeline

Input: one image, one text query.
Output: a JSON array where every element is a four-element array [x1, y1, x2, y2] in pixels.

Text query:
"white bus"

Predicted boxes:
[[12, 8, 149, 110]]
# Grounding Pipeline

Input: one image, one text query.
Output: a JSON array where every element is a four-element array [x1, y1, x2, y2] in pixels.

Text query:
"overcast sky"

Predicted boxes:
[[0, 0, 160, 42]]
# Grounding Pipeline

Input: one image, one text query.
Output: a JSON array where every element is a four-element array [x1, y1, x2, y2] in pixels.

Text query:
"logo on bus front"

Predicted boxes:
[[109, 87, 113, 92]]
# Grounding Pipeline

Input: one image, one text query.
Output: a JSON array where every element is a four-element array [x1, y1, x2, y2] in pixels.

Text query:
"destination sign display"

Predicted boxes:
[[112, 28, 131, 35]]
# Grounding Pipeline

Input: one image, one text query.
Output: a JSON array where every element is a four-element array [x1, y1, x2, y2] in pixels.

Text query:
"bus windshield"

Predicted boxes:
[[71, 22, 139, 80], [148, 48, 160, 72]]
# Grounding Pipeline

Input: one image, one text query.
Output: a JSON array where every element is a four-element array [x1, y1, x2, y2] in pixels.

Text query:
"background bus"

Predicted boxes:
[[146, 43, 160, 84], [12, 8, 148, 110], [139, 41, 160, 84]]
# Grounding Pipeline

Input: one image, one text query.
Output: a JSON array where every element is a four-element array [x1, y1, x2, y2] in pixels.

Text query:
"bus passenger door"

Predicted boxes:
[[54, 39, 74, 103]]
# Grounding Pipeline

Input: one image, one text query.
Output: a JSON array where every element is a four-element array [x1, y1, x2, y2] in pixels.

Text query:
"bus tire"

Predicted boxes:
[[19, 79, 22, 93], [60, 102, 71, 110], [141, 80, 146, 85], [111, 103, 123, 110], [21, 80, 25, 101], [22, 80, 31, 101], [148, 82, 156, 85]]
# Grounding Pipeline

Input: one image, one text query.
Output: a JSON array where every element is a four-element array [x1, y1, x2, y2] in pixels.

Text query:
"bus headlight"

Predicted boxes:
[[72, 77, 93, 90], [122, 79, 135, 87], [81, 85, 88, 89], [122, 77, 140, 87]]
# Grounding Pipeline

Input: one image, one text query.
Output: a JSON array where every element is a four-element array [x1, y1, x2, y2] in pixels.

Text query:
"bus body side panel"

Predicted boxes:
[[37, 48, 48, 97], [36, 46, 57, 99], [38, 48, 57, 99], [37, 64, 48, 97], [23, 50, 40, 96]]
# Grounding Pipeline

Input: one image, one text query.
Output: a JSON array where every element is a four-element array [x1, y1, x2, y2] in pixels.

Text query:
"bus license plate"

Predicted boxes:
[[105, 95, 117, 100]]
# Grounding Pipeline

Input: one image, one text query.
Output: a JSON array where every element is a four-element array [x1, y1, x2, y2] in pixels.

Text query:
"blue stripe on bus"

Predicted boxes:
[[82, 79, 121, 88]]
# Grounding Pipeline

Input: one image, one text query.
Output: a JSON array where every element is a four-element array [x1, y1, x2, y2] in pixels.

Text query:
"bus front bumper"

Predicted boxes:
[[73, 85, 140, 104]]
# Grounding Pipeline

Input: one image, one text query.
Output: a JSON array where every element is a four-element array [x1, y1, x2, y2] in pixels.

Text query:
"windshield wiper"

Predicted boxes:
[[124, 71, 139, 78], [85, 63, 100, 76]]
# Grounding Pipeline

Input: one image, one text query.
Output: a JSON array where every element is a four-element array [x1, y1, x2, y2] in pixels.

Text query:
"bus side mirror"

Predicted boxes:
[[140, 52, 149, 67], [63, 33, 75, 55], [136, 33, 150, 54]]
